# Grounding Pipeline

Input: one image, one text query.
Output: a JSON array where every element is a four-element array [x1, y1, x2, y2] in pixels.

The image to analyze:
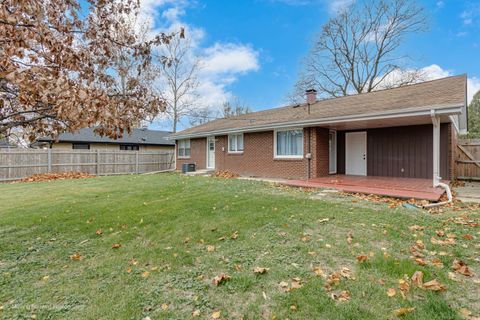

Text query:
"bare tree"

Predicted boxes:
[[1, 0, 180, 141], [188, 108, 218, 127], [157, 36, 199, 132], [222, 97, 251, 118], [291, 0, 427, 101]]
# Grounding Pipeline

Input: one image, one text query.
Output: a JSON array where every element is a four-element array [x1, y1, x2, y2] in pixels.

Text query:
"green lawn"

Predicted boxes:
[[0, 174, 479, 320]]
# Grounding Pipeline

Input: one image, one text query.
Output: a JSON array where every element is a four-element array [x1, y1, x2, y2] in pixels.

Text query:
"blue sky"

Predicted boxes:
[[143, 0, 480, 130]]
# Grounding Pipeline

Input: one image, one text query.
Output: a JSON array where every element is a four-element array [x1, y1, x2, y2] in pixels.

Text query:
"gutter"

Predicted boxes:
[[168, 104, 463, 140]]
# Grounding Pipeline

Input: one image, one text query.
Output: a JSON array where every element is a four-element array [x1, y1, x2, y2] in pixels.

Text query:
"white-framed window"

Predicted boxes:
[[228, 133, 244, 153], [177, 139, 191, 158], [274, 129, 304, 159]]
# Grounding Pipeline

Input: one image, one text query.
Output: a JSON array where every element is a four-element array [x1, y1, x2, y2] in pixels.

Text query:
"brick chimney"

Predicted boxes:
[[306, 89, 317, 104]]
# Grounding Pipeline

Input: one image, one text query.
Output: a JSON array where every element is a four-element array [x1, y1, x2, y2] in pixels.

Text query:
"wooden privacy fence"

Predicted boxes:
[[456, 139, 480, 181], [0, 149, 175, 182]]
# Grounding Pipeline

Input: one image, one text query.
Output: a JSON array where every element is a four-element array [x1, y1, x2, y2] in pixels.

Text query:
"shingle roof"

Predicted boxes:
[[171, 75, 467, 139], [38, 128, 175, 146]]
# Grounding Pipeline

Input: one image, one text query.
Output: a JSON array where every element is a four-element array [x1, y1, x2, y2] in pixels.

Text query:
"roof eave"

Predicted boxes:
[[169, 104, 464, 140]]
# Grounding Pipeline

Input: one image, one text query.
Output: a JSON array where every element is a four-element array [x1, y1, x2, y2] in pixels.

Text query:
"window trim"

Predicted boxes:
[[273, 128, 304, 159], [227, 133, 244, 154], [177, 139, 191, 159]]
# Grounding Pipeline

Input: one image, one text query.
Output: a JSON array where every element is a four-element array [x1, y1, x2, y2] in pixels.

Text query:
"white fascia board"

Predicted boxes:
[[168, 104, 463, 140]]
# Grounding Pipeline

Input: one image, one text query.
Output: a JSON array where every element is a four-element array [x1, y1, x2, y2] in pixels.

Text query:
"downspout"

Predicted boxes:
[[423, 110, 452, 208], [307, 127, 312, 179]]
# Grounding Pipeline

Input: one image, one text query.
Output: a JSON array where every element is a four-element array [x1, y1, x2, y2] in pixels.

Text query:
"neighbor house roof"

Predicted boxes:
[[171, 75, 467, 139], [37, 128, 175, 146]]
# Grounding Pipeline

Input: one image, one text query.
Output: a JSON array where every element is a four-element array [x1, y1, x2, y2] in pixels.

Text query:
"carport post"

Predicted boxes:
[[431, 110, 441, 187]]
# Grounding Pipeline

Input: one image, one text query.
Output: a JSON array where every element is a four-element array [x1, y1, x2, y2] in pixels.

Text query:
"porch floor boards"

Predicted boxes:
[[284, 175, 447, 201]]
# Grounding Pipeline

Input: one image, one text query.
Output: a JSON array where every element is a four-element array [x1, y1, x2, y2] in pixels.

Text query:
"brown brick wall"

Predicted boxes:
[[214, 128, 330, 179], [176, 137, 206, 170]]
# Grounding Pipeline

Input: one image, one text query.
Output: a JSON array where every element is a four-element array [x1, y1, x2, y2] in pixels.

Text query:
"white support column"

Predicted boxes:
[[431, 110, 441, 187]]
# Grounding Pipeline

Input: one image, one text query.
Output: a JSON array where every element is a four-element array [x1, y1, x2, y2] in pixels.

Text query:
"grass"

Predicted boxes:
[[0, 173, 479, 319]]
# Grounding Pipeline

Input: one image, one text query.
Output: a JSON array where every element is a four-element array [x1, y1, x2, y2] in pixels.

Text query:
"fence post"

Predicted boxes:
[[96, 149, 100, 176], [47, 149, 52, 172], [135, 151, 139, 174]]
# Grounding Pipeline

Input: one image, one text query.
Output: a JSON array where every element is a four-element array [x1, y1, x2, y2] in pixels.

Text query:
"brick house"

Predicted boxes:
[[170, 75, 468, 187]]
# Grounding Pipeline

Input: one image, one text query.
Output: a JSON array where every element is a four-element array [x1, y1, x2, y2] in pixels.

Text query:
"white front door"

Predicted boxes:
[[345, 132, 367, 176], [207, 137, 215, 169]]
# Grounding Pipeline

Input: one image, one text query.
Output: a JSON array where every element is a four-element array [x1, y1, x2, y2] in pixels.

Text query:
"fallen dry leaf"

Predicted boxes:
[[112, 244, 122, 249], [70, 253, 82, 261], [452, 259, 474, 277], [313, 266, 324, 276], [357, 255, 368, 263], [161, 303, 168, 311], [422, 279, 446, 291], [347, 231, 353, 245], [431, 258, 444, 268], [411, 271, 424, 287], [211, 310, 221, 319], [192, 309, 201, 317], [290, 305, 297, 311], [394, 307, 415, 317], [95, 229, 102, 235], [462, 234, 474, 240], [414, 258, 427, 266], [212, 273, 230, 286], [331, 290, 350, 302], [230, 231, 238, 240], [409, 225, 425, 231], [142, 271, 150, 278], [387, 288, 397, 297], [253, 267, 269, 274], [207, 245, 215, 252]]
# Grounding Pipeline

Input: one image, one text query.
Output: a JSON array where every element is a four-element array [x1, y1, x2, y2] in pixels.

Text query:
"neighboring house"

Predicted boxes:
[[36, 128, 175, 152], [170, 75, 468, 185]]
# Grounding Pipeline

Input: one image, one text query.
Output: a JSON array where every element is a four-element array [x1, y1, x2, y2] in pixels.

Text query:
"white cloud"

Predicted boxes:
[[420, 64, 478, 104], [328, 0, 354, 13], [202, 43, 259, 75], [377, 64, 478, 104], [137, 0, 260, 129]]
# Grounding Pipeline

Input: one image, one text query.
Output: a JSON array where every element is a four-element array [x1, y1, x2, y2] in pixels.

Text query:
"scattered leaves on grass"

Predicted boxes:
[[95, 229, 102, 235], [70, 253, 81, 261], [253, 267, 269, 274], [161, 303, 169, 311], [290, 305, 297, 312], [141, 271, 150, 278], [212, 273, 230, 286], [422, 279, 446, 292], [211, 310, 221, 319], [15, 172, 93, 183], [207, 245, 215, 252], [452, 259, 474, 277], [230, 231, 238, 240], [430, 236, 455, 246], [112, 243, 122, 249], [394, 307, 415, 317], [387, 288, 396, 297], [462, 234, 474, 240]]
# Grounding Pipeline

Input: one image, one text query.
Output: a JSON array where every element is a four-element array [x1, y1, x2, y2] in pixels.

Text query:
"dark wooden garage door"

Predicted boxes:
[[337, 124, 451, 179]]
